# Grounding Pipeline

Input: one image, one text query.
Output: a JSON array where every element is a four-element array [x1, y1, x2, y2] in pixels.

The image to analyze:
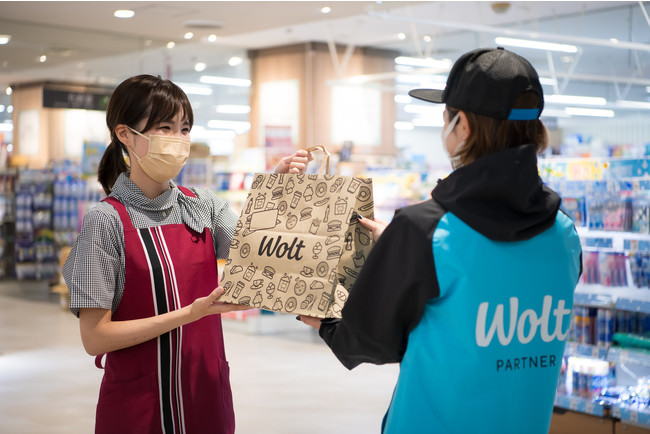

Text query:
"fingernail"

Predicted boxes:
[[357, 212, 364, 220], [295, 315, 301, 321]]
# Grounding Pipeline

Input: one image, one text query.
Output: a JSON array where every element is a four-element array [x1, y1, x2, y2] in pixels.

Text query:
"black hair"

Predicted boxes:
[[97, 74, 193, 195]]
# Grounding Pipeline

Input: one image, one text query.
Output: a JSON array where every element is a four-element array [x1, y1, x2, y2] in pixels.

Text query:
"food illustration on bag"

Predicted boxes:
[[219, 170, 374, 318]]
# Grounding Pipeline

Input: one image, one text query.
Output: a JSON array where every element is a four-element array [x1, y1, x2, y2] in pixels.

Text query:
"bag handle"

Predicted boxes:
[[306, 145, 331, 175]]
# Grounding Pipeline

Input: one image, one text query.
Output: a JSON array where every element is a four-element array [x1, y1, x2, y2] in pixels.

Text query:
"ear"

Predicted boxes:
[[115, 124, 132, 148], [457, 111, 471, 141]]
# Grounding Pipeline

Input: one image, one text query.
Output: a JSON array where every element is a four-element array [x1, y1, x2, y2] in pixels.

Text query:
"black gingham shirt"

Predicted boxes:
[[62, 172, 237, 317]]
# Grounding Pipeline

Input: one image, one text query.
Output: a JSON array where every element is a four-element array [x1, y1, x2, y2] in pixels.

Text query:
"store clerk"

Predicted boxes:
[[300, 47, 582, 434], [63, 74, 311, 434]]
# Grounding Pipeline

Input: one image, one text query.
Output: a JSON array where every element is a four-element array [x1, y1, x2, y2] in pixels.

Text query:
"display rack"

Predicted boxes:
[[14, 169, 58, 281], [0, 169, 17, 279], [541, 157, 650, 430]]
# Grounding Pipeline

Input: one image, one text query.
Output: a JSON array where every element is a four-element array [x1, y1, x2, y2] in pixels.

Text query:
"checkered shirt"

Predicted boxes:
[[62, 172, 237, 317]]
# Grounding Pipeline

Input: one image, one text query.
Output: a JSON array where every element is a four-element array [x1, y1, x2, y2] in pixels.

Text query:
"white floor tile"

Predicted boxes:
[[0, 282, 398, 433]]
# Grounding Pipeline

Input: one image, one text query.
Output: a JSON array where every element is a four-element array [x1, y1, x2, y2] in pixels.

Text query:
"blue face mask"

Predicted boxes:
[[441, 112, 465, 169]]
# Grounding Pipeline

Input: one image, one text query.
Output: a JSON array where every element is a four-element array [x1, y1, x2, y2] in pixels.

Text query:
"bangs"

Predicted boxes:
[[142, 80, 194, 131]]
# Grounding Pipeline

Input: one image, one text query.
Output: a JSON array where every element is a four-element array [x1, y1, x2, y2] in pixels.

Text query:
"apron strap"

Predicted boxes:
[[103, 186, 195, 231], [177, 185, 197, 198], [103, 196, 135, 232]]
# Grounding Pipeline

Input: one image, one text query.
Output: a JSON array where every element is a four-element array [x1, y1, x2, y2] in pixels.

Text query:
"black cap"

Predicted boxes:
[[408, 47, 544, 121]]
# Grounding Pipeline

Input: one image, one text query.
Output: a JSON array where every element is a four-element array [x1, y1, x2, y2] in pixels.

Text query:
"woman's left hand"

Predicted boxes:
[[274, 149, 313, 174]]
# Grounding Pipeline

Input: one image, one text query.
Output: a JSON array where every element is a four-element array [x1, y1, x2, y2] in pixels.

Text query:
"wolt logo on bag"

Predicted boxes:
[[219, 146, 374, 318]]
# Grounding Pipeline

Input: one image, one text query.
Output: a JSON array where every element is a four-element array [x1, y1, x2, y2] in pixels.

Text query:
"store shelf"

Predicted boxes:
[[575, 284, 650, 314], [565, 342, 610, 360], [612, 406, 650, 427], [554, 394, 610, 418], [608, 347, 650, 367], [578, 228, 650, 251]]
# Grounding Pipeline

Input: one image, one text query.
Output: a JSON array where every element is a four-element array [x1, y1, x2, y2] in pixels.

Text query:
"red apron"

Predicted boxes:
[[95, 187, 235, 434]]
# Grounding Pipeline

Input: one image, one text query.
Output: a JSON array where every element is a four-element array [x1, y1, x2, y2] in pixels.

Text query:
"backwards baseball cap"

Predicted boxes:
[[408, 47, 544, 121]]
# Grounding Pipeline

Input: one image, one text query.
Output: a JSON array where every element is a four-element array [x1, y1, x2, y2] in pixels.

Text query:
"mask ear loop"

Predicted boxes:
[[124, 126, 149, 165], [442, 112, 460, 140], [442, 113, 465, 169]]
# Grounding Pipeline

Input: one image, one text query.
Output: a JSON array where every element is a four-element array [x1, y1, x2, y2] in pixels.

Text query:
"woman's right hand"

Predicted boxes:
[[358, 215, 389, 242], [190, 287, 248, 321]]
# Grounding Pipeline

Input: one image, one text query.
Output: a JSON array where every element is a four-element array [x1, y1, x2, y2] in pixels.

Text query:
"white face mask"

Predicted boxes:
[[441, 112, 465, 170], [128, 127, 191, 183]]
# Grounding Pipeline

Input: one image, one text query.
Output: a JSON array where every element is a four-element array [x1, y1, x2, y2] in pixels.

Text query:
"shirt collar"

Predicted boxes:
[[112, 172, 177, 212]]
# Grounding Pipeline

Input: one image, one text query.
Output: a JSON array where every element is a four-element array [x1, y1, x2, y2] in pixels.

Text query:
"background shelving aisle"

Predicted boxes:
[[541, 158, 650, 433]]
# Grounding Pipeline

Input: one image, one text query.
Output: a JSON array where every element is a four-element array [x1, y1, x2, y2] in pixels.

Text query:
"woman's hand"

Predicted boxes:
[[274, 149, 314, 174], [78, 287, 247, 356], [190, 287, 249, 321], [298, 315, 322, 330], [358, 215, 389, 242]]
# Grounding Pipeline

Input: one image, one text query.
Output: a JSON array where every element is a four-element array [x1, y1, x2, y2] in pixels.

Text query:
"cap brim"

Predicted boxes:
[[408, 88, 445, 104]]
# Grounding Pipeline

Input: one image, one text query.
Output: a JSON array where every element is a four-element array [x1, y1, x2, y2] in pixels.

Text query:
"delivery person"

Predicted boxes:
[[300, 47, 582, 434]]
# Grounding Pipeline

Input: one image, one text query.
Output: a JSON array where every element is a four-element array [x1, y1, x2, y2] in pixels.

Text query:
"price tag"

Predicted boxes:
[[613, 406, 621, 418], [570, 398, 579, 411], [586, 401, 594, 414], [592, 346, 600, 358], [631, 410, 639, 423]]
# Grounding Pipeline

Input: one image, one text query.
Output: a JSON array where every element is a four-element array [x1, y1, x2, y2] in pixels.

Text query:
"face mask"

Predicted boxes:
[[441, 112, 465, 170], [127, 127, 191, 183]]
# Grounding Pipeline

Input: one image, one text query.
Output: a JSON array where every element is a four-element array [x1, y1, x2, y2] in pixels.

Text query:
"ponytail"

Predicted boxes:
[[97, 140, 128, 195]]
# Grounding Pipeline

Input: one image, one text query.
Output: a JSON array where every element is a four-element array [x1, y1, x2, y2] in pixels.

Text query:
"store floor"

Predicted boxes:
[[0, 281, 398, 434]]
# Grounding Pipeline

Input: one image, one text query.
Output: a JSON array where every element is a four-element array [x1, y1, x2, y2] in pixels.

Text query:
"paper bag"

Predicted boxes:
[[219, 146, 374, 318]]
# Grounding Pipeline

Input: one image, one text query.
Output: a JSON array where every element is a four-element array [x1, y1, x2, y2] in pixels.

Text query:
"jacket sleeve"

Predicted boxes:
[[319, 210, 439, 370]]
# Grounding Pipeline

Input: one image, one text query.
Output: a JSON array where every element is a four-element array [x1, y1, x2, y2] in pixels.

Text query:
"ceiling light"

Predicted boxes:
[[194, 62, 207, 72], [6, 105, 13, 113], [615, 100, 650, 109], [208, 34, 218, 43], [646, 86, 650, 93], [167, 42, 175, 49], [0, 105, 4, 113], [394, 121, 414, 131], [412, 117, 445, 127], [177, 83, 213, 96], [39, 55, 47, 63], [190, 126, 236, 140], [539, 77, 558, 86], [423, 35, 432, 43], [113, 9, 134, 19], [200, 75, 251, 87], [5, 87, 12, 96], [207, 120, 251, 134], [397, 33, 406, 40], [228, 56, 243, 67], [540, 108, 571, 118], [495, 37, 578, 53], [565, 107, 614, 117], [184, 32, 194, 40], [395, 56, 452, 69], [404, 104, 444, 116], [0, 123, 13, 132], [0, 35, 11, 45], [216, 105, 251, 114], [394, 94, 411, 104], [320, 6, 331, 14], [546, 94, 606, 106]]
